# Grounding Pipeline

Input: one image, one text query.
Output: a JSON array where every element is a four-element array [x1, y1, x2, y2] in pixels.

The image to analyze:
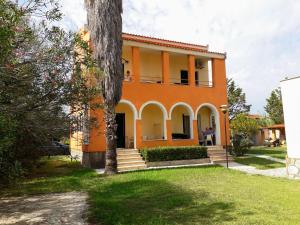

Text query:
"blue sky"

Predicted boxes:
[[58, 0, 300, 114]]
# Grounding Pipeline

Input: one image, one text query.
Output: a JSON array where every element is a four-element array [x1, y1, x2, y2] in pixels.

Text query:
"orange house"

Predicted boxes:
[[71, 31, 229, 168]]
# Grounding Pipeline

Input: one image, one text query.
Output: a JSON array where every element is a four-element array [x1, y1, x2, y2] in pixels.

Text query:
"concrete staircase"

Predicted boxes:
[[207, 145, 233, 163], [117, 149, 147, 172]]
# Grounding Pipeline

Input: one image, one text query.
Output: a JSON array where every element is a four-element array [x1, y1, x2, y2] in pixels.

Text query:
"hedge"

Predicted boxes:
[[139, 146, 208, 162]]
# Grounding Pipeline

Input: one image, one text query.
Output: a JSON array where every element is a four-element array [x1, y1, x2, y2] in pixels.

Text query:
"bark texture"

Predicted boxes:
[[85, 0, 123, 174]]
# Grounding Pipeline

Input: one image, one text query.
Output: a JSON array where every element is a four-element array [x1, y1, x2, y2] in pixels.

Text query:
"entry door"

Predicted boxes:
[[116, 113, 125, 148], [183, 115, 191, 138]]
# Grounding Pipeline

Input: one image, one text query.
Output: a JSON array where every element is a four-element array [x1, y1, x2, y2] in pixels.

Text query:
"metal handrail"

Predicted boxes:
[[140, 75, 163, 83], [170, 77, 189, 85], [196, 80, 213, 87]]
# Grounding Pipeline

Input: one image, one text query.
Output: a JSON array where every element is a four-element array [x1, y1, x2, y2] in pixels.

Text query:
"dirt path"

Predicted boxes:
[[0, 192, 88, 225]]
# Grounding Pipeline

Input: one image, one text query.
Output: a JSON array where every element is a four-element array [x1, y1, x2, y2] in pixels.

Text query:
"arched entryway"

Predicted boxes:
[[139, 101, 167, 141], [115, 100, 137, 148], [195, 103, 221, 145], [169, 102, 194, 139]]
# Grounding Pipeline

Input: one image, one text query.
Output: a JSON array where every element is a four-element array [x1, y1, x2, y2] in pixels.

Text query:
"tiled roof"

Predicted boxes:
[[122, 33, 226, 56]]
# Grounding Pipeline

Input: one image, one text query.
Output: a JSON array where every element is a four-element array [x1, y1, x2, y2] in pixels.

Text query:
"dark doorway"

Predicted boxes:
[[182, 115, 191, 138], [116, 113, 125, 148], [180, 70, 188, 85], [195, 71, 199, 86]]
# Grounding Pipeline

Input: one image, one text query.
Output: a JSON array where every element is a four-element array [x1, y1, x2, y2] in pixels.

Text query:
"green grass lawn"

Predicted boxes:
[[234, 156, 285, 170], [1, 156, 300, 225], [248, 146, 287, 159]]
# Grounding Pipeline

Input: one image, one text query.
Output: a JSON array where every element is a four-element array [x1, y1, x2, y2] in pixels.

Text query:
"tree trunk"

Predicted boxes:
[[85, 0, 123, 174]]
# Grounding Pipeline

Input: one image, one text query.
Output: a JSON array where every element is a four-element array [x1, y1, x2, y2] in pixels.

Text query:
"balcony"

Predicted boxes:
[[122, 46, 214, 87]]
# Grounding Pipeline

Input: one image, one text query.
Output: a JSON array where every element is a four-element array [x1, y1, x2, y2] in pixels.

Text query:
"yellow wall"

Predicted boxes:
[[122, 45, 133, 76], [197, 60, 209, 83], [140, 49, 162, 81], [141, 104, 164, 140], [70, 131, 83, 151], [171, 106, 189, 133], [169, 54, 188, 83], [115, 103, 134, 140], [198, 107, 212, 131]]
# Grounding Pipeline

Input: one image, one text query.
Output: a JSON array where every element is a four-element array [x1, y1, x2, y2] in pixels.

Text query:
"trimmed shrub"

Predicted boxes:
[[230, 134, 253, 156], [140, 146, 208, 162]]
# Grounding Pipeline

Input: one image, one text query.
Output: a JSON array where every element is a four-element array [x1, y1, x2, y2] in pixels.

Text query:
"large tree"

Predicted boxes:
[[0, 0, 97, 184], [85, 0, 123, 174], [265, 88, 284, 124], [227, 78, 251, 121]]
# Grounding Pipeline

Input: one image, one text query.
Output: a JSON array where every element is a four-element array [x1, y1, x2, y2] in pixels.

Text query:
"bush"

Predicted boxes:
[[230, 134, 253, 156], [140, 146, 208, 162]]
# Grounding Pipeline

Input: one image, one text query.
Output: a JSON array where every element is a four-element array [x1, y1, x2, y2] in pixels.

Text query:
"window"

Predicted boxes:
[[180, 70, 188, 85], [195, 71, 199, 86]]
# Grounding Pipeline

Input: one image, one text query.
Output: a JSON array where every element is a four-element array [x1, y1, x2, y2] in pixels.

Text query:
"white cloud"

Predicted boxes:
[[59, 0, 300, 113]]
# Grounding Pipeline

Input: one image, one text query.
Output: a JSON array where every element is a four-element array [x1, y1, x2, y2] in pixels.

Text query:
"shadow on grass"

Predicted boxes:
[[88, 178, 235, 225], [0, 167, 96, 197]]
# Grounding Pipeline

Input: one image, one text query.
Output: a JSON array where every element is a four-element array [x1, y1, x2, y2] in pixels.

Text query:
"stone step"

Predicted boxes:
[[118, 164, 147, 172], [117, 156, 144, 162], [117, 149, 138, 154], [117, 152, 141, 158], [208, 150, 226, 155], [118, 160, 146, 167], [210, 156, 233, 161]]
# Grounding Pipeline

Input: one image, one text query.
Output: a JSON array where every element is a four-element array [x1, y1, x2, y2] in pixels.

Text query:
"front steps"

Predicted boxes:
[[207, 145, 233, 163], [117, 149, 146, 172]]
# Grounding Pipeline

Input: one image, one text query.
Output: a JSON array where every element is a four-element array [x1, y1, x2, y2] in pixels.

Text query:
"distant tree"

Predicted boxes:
[[0, 0, 97, 184], [85, 0, 123, 174], [230, 114, 259, 156], [227, 78, 251, 121], [231, 114, 260, 138], [264, 88, 284, 124]]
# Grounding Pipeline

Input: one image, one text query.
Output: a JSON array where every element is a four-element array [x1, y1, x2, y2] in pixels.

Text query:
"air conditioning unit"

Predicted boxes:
[[195, 59, 204, 69]]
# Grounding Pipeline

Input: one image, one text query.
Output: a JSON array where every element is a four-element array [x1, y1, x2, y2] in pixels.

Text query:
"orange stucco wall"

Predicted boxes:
[[82, 56, 229, 152], [73, 33, 229, 153]]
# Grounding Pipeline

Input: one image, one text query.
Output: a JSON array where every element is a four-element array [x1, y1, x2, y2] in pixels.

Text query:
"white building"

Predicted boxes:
[[280, 76, 300, 179]]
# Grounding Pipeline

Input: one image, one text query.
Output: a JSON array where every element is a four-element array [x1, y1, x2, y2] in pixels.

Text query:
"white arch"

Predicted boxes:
[[169, 102, 195, 139], [138, 100, 168, 140], [169, 102, 195, 120], [118, 99, 138, 148], [119, 99, 138, 119], [195, 103, 221, 145], [138, 101, 168, 120]]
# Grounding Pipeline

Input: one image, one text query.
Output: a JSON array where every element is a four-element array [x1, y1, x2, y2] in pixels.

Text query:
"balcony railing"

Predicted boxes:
[[170, 77, 189, 85], [196, 80, 213, 87], [140, 75, 162, 84]]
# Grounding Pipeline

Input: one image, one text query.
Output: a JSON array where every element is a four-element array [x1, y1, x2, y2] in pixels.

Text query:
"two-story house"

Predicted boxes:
[[71, 30, 229, 169]]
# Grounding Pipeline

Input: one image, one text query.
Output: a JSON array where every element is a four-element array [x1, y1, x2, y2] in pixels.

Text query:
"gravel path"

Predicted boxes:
[[218, 162, 287, 178], [0, 192, 88, 225]]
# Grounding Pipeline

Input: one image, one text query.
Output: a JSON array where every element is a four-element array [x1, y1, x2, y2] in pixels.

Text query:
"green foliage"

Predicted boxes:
[[140, 146, 208, 162], [0, 0, 98, 184], [230, 114, 260, 137], [227, 78, 251, 121], [230, 134, 252, 156], [264, 88, 284, 124], [230, 114, 259, 156]]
